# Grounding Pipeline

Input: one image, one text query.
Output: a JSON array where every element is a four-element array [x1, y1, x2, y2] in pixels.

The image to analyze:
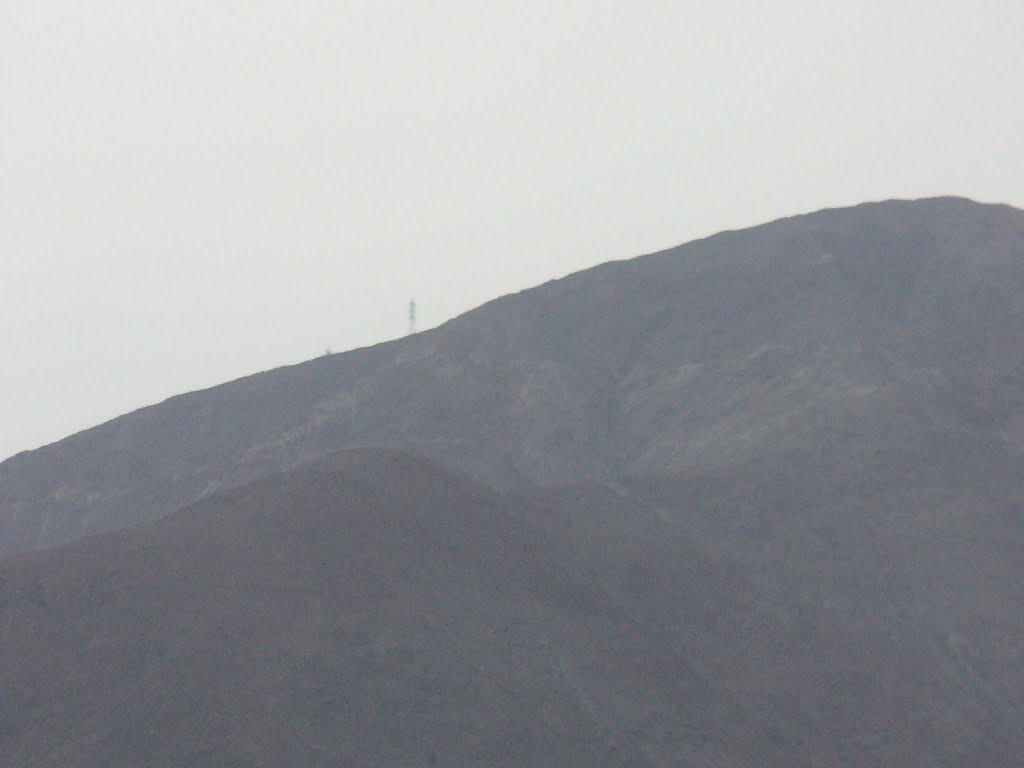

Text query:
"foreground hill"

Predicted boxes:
[[3, 196, 1024, 559], [0, 452, 750, 767], [2, 450, 1022, 767]]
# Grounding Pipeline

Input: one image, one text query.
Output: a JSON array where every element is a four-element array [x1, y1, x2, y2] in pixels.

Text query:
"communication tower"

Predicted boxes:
[[408, 299, 416, 335]]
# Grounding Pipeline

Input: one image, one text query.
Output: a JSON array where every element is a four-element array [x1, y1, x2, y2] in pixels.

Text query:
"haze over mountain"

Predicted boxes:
[[2, 197, 1024, 765], [2, 197, 1023, 560]]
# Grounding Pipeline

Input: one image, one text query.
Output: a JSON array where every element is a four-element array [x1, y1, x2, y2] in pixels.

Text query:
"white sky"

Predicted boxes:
[[2, 0, 1023, 461]]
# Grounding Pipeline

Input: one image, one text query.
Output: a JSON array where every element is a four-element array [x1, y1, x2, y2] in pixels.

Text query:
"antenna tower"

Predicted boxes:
[[408, 299, 416, 335]]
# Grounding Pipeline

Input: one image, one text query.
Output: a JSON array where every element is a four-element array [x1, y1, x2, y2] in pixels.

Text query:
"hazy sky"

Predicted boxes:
[[2, 0, 1022, 461]]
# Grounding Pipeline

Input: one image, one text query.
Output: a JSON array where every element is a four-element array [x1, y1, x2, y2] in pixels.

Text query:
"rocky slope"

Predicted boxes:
[[2, 449, 1022, 767]]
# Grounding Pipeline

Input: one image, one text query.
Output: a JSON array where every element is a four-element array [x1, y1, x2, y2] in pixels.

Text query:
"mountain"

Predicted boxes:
[[4, 196, 1024, 765], [3, 196, 1024, 560], [3, 449, 1022, 767]]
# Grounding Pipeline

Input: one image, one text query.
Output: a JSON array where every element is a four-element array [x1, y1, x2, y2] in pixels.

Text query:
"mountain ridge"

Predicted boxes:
[[3, 196, 1024, 561]]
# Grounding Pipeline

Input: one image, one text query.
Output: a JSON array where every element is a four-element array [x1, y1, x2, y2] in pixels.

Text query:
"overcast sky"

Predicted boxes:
[[2, 0, 1022, 461]]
